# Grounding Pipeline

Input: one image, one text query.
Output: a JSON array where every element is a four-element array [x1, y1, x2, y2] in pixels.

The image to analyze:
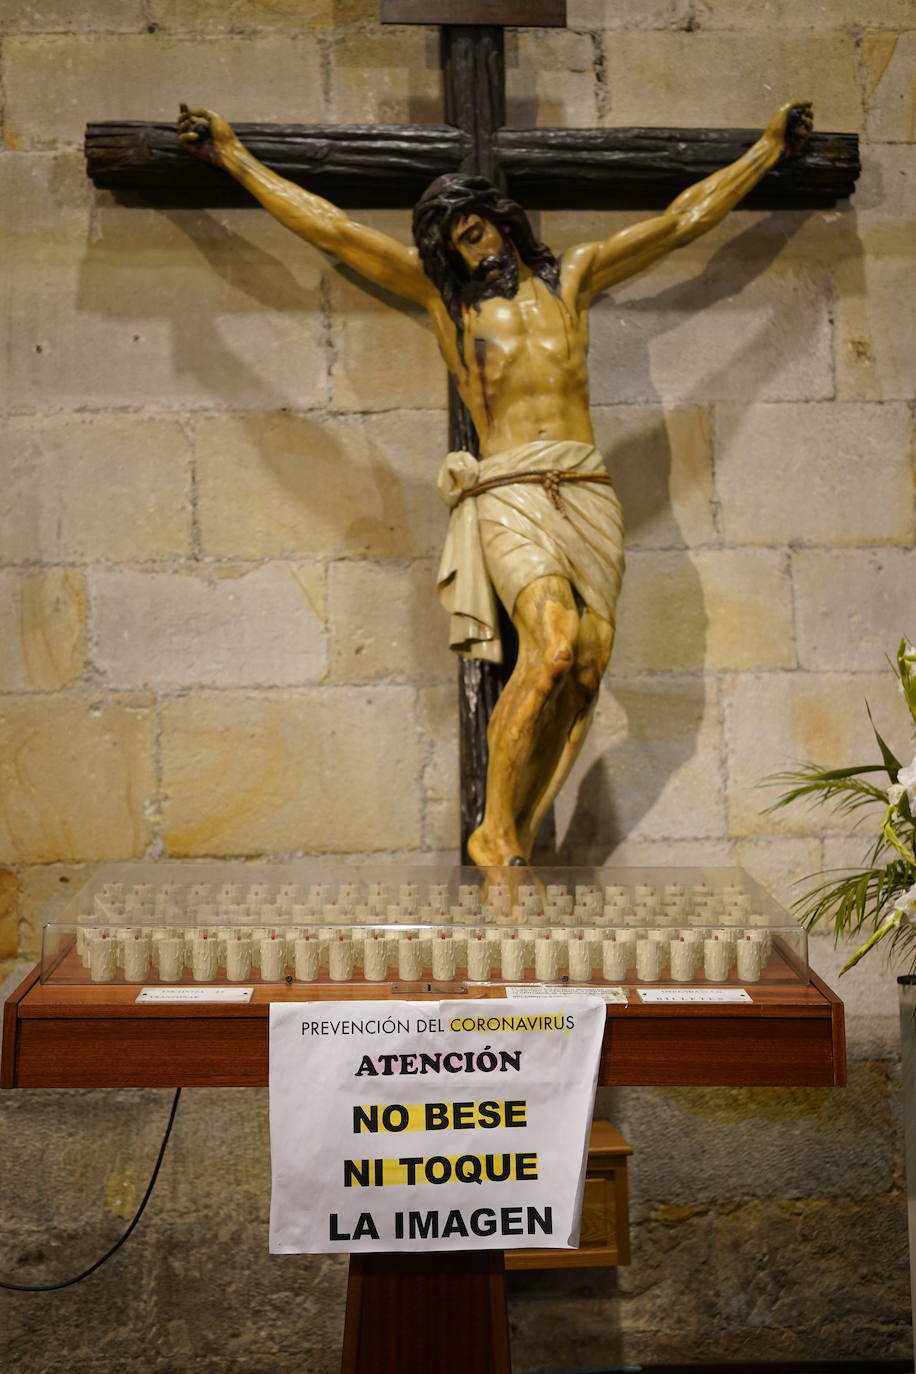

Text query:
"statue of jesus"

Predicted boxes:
[[179, 100, 812, 869]]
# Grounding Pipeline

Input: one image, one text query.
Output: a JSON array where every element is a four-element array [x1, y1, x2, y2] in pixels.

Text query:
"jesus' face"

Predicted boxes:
[[450, 213, 512, 281], [448, 212, 520, 307]]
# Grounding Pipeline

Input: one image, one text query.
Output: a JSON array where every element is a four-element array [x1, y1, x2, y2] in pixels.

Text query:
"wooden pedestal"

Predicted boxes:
[[342, 1251, 511, 1374]]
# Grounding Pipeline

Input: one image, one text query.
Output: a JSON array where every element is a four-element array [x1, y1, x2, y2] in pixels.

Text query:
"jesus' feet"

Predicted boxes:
[[467, 823, 527, 870]]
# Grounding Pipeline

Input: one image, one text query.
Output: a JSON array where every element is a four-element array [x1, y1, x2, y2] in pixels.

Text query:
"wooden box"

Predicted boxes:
[[505, 1119, 631, 1269]]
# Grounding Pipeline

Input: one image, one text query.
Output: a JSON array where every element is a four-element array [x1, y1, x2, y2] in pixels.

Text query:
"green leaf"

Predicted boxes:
[[866, 701, 901, 779], [841, 909, 903, 972]]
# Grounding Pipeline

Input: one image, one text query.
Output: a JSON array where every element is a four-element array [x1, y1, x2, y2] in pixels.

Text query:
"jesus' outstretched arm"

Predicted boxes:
[[562, 101, 814, 304], [178, 104, 433, 306]]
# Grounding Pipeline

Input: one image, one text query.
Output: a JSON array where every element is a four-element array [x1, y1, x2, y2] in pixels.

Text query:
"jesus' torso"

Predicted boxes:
[[428, 270, 594, 458]]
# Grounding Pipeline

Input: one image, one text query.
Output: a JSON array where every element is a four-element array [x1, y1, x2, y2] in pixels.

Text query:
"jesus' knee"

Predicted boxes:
[[572, 619, 614, 699], [538, 624, 576, 690]]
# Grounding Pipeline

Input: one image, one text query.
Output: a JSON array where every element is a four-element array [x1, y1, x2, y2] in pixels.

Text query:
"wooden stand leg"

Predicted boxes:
[[341, 1250, 512, 1374]]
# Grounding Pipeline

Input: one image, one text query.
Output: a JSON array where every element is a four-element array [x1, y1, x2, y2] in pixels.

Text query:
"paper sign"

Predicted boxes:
[[505, 984, 628, 1004], [136, 987, 253, 1003], [269, 998, 605, 1254], [636, 987, 752, 1004]]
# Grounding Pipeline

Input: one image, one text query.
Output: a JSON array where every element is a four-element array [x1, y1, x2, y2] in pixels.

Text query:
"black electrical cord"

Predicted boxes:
[[0, 1087, 181, 1292]]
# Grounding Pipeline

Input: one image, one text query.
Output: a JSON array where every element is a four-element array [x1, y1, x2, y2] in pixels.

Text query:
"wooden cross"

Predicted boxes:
[[84, 1, 859, 861]]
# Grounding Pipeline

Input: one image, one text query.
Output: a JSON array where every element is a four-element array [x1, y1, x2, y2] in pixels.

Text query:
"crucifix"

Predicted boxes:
[[86, 1, 858, 872]]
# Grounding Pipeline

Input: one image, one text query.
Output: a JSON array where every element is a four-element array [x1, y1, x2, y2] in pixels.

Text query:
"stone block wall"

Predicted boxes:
[[1, 0, 914, 1367]]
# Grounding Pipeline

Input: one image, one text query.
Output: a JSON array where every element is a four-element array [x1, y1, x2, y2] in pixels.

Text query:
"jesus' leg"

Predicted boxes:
[[467, 575, 580, 869], [515, 607, 613, 859]]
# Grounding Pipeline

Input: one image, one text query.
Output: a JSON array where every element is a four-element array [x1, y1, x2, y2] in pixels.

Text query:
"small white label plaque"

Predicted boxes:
[[136, 987, 254, 1004], [506, 984, 628, 1004], [637, 987, 752, 1005]]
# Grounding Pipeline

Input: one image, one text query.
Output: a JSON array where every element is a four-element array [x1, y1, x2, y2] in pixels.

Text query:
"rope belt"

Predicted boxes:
[[456, 468, 613, 514]]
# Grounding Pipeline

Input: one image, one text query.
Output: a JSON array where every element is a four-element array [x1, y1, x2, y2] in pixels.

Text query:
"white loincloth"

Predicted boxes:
[[436, 439, 625, 664]]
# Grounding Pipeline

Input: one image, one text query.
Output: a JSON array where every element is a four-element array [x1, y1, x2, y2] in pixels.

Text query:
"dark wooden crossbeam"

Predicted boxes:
[[83, 5, 860, 860], [86, 121, 859, 210]]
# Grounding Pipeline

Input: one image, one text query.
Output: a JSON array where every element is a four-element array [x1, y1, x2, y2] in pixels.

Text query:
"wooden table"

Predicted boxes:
[[1, 962, 845, 1372]]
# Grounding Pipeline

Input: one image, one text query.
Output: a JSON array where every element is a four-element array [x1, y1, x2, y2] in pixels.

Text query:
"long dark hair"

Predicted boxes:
[[412, 175, 560, 359]]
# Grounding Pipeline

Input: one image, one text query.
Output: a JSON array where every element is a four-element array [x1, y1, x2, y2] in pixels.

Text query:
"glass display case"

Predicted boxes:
[[38, 863, 809, 990]]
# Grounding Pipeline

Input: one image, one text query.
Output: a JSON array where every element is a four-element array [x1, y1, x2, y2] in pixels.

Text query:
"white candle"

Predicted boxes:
[[669, 938, 695, 983], [294, 937, 319, 982], [467, 936, 490, 981], [712, 931, 737, 961], [260, 935, 287, 982], [602, 939, 628, 982], [568, 937, 592, 983], [551, 930, 570, 968], [450, 929, 468, 969], [432, 935, 457, 981], [226, 936, 252, 982], [349, 931, 366, 968], [191, 935, 218, 982], [76, 921, 95, 965], [329, 937, 354, 982], [534, 937, 559, 982], [737, 936, 764, 982], [89, 934, 117, 983], [611, 929, 636, 964], [398, 936, 423, 981], [123, 933, 150, 983], [157, 936, 184, 983], [703, 938, 730, 982], [747, 928, 772, 959], [500, 938, 526, 982], [635, 939, 662, 982], [363, 934, 388, 981]]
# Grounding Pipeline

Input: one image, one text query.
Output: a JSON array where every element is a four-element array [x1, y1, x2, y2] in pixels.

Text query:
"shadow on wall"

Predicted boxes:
[[552, 209, 864, 864]]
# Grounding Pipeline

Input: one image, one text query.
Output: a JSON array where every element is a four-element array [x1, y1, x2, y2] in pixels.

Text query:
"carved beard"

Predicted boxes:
[[463, 246, 519, 304]]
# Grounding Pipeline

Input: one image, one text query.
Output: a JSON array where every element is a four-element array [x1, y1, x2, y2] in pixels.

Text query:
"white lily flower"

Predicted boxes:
[[888, 783, 905, 805], [895, 884, 916, 922], [899, 755, 916, 807]]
